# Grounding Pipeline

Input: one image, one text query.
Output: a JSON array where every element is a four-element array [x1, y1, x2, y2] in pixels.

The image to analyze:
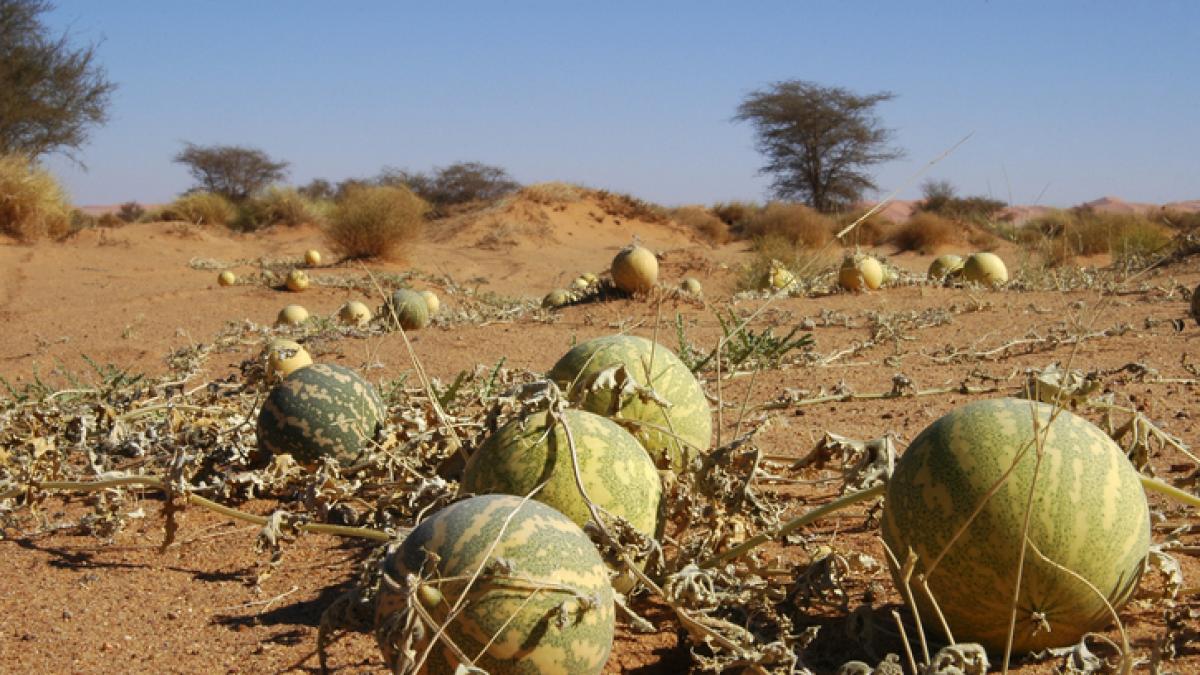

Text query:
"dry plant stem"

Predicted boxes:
[[891, 609, 919, 675], [1141, 476, 1200, 508], [15, 477, 392, 542], [697, 482, 886, 569], [757, 383, 1006, 411]]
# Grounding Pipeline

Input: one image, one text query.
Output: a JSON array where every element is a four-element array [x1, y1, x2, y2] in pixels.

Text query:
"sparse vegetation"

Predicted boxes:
[[233, 186, 322, 231], [671, 205, 729, 244], [173, 143, 289, 203], [324, 185, 429, 259], [888, 211, 960, 253], [157, 191, 236, 227], [918, 179, 1006, 223], [742, 201, 834, 248], [0, 153, 71, 240], [1024, 208, 1175, 265], [383, 161, 520, 211], [116, 201, 145, 223]]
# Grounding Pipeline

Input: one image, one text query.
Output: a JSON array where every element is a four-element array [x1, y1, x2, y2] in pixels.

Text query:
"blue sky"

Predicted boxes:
[[41, 1, 1200, 208]]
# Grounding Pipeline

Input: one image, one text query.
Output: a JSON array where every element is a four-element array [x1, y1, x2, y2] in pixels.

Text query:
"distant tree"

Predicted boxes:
[[173, 143, 288, 202], [0, 0, 116, 161], [376, 162, 520, 210], [297, 177, 335, 200], [918, 178, 1005, 222], [735, 80, 903, 212], [920, 179, 957, 211], [116, 201, 144, 223]]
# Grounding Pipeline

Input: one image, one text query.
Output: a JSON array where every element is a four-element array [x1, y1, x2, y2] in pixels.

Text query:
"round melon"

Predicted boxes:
[[462, 409, 662, 564], [681, 277, 702, 295], [286, 268, 310, 292], [276, 304, 309, 326], [963, 252, 1009, 287], [218, 270, 236, 287], [881, 397, 1151, 654], [256, 363, 386, 466], [548, 335, 711, 471], [387, 288, 429, 330], [928, 254, 965, 281], [337, 300, 372, 327], [304, 249, 321, 266], [838, 255, 884, 291], [769, 261, 795, 290], [420, 289, 440, 315], [374, 495, 615, 675], [543, 288, 572, 309], [263, 338, 312, 382], [611, 244, 658, 294]]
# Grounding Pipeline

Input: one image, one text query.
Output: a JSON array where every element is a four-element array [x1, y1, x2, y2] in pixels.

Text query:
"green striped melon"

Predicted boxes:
[[375, 495, 615, 674], [462, 409, 662, 589], [962, 251, 1009, 286], [548, 335, 711, 472], [387, 288, 429, 330], [881, 397, 1151, 654], [927, 254, 964, 281], [256, 363, 385, 466]]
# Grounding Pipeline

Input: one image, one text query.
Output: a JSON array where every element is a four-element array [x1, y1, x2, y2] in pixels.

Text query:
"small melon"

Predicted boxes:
[[611, 244, 658, 294], [963, 251, 1009, 286], [768, 260, 795, 290], [276, 304, 309, 326], [387, 288, 429, 330], [304, 249, 321, 266], [263, 338, 312, 382], [419, 289, 440, 315], [285, 268, 310, 292], [256, 363, 385, 466], [217, 270, 236, 287], [838, 254, 884, 291], [681, 277, 703, 295], [928, 254, 965, 281], [337, 300, 372, 327], [543, 288, 572, 309], [374, 495, 615, 674], [549, 334, 711, 471], [881, 397, 1150, 653]]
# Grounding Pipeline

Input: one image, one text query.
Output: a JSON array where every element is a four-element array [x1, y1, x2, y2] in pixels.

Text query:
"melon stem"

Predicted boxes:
[[1140, 475, 1200, 509], [699, 482, 886, 569]]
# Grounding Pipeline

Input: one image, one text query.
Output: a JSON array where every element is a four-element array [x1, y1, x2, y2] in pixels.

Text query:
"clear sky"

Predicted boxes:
[[40, 1, 1200, 208]]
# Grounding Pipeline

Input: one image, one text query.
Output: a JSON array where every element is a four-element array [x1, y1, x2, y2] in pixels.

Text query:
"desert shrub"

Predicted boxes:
[[521, 182, 585, 204], [1153, 209, 1200, 234], [594, 190, 669, 223], [1024, 210, 1174, 264], [918, 179, 1006, 223], [159, 192, 236, 227], [97, 212, 123, 228], [834, 208, 892, 246], [742, 201, 833, 248], [173, 143, 288, 202], [324, 185, 430, 259], [711, 200, 760, 234], [117, 201, 145, 223], [297, 178, 336, 201], [68, 209, 96, 234], [739, 232, 837, 290], [888, 212, 960, 254], [671, 205, 729, 244], [234, 186, 321, 231], [0, 154, 71, 240]]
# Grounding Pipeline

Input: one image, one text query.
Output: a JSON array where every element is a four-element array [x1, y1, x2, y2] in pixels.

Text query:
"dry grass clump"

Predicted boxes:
[[0, 154, 72, 240], [235, 186, 324, 231], [671, 205, 729, 244], [324, 185, 430, 259], [1023, 209, 1175, 265], [742, 201, 833, 248], [519, 181, 585, 205], [594, 189, 669, 223], [834, 208, 892, 246], [157, 192, 237, 227], [889, 212, 961, 254], [711, 200, 759, 232]]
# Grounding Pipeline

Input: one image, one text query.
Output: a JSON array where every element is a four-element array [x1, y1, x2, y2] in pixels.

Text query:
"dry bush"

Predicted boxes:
[[712, 200, 760, 234], [235, 186, 323, 231], [594, 189, 669, 223], [117, 201, 145, 223], [1025, 210, 1175, 263], [1155, 208, 1200, 234], [742, 201, 833, 248], [159, 192, 237, 227], [834, 208, 892, 246], [888, 212, 960, 254], [671, 205, 729, 244], [519, 182, 585, 205], [324, 185, 430, 259], [0, 154, 72, 240]]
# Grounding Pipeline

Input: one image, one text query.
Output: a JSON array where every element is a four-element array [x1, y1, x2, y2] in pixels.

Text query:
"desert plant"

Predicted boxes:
[[0, 0, 116, 161], [742, 201, 834, 248], [0, 153, 71, 239], [834, 207, 892, 246], [918, 179, 1005, 222], [324, 185, 429, 259], [735, 80, 904, 212], [888, 211, 960, 253], [160, 192, 236, 227], [671, 205, 729, 244], [116, 201, 145, 223], [380, 161, 520, 209], [711, 200, 760, 234], [520, 181, 585, 204], [234, 186, 320, 231], [173, 143, 288, 202], [297, 177, 335, 201]]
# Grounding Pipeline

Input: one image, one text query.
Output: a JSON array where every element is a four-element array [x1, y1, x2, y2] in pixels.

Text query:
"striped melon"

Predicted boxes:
[[256, 363, 385, 466], [548, 335, 711, 472], [462, 409, 662, 586], [881, 397, 1151, 654], [387, 288, 429, 330], [963, 252, 1009, 287], [375, 495, 615, 674]]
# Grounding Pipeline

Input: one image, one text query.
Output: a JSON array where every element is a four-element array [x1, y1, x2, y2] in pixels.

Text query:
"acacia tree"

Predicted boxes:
[[735, 80, 903, 212], [173, 143, 289, 202], [0, 0, 116, 160]]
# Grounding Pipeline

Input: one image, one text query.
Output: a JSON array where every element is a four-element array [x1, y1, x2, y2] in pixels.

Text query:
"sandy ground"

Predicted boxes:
[[0, 192, 1198, 673]]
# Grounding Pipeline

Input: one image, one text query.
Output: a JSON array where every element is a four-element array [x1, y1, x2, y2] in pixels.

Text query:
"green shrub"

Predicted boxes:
[[324, 185, 429, 259], [160, 192, 236, 226], [234, 186, 321, 231], [671, 205, 729, 244], [889, 212, 960, 253], [0, 154, 72, 240], [742, 201, 833, 248]]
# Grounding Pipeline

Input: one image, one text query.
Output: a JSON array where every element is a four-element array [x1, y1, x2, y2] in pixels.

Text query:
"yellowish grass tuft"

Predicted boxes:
[[0, 154, 72, 240], [324, 185, 430, 259]]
